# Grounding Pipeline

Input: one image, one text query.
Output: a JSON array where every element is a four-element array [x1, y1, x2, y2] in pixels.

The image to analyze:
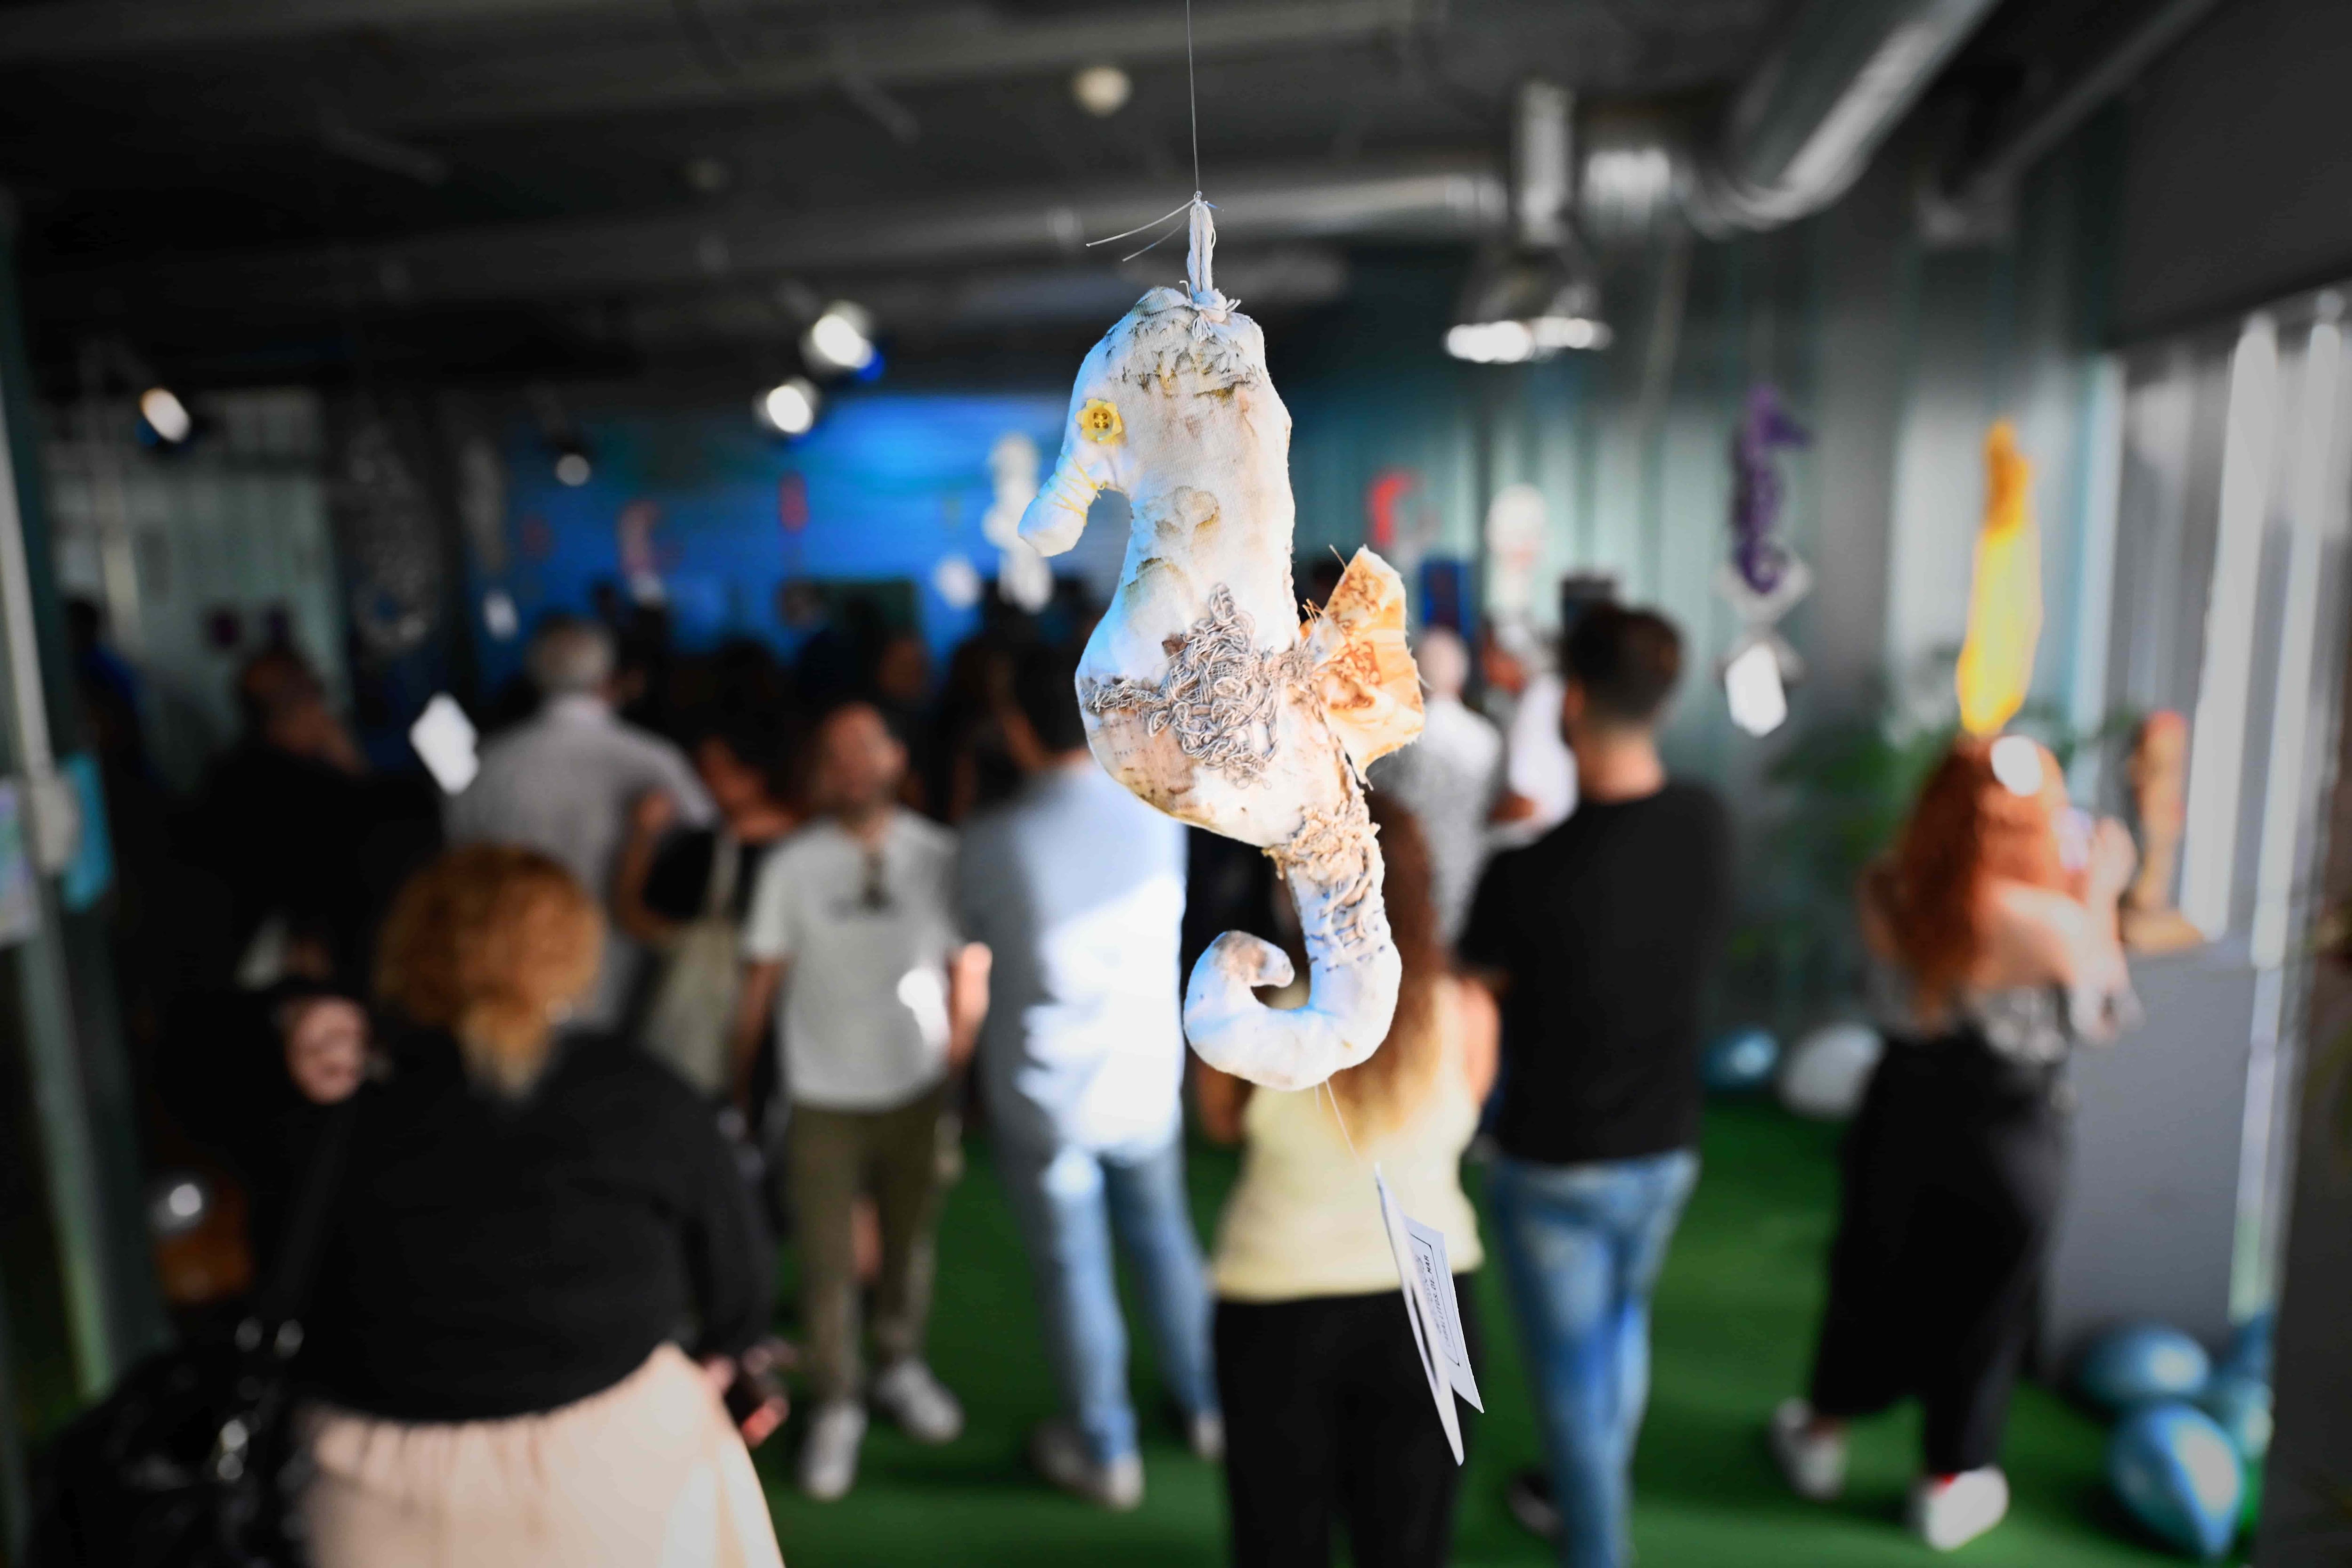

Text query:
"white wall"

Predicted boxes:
[[43, 389, 347, 789]]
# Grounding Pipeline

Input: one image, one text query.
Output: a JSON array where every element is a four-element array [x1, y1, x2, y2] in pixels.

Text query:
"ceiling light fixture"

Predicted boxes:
[[552, 441, 592, 487], [757, 377, 821, 437], [1073, 63, 1132, 117], [1447, 81, 1612, 364], [1447, 245, 1614, 364], [802, 301, 877, 375]]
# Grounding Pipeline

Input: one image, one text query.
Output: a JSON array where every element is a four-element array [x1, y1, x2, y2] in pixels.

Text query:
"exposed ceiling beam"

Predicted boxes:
[[1943, 0, 2225, 209], [0, 0, 646, 64], [379, 0, 1424, 130], [35, 156, 1502, 320]]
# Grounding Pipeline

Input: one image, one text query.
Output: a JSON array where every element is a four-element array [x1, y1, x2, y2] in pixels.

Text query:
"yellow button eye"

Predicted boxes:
[[1078, 399, 1123, 444]]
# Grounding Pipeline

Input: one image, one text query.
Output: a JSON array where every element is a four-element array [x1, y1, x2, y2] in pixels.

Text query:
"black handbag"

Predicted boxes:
[[27, 1095, 361, 1568]]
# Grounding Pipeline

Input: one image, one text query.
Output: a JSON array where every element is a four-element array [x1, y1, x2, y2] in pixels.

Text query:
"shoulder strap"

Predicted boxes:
[[250, 1091, 364, 1328], [706, 829, 740, 915]]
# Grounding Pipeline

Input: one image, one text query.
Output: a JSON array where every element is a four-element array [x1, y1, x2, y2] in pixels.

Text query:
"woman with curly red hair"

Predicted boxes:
[[288, 845, 786, 1568], [1770, 736, 2138, 1552]]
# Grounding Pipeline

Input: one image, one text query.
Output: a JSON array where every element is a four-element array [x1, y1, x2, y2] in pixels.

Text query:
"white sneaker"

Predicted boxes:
[[1185, 1409, 1225, 1463], [1769, 1399, 1847, 1502], [871, 1359, 964, 1445], [797, 1399, 867, 1501], [1029, 1420, 1144, 1511], [1908, 1467, 2010, 1552]]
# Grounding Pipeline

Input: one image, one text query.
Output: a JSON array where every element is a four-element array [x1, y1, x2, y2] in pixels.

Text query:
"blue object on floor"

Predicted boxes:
[[2218, 1309, 2273, 1384], [2078, 1322, 2210, 1412], [2195, 1371, 2273, 1462], [2107, 1401, 2242, 1561], [1702, 1027, 1779, 1093]]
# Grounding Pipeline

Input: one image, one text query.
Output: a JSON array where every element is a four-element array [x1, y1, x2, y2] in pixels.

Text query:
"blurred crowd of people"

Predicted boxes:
[[65, 563, 2136, 1568]]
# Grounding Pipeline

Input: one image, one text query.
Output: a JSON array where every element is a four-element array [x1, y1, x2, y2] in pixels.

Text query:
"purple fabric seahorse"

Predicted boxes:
[[1730, 383, 1810, 596]]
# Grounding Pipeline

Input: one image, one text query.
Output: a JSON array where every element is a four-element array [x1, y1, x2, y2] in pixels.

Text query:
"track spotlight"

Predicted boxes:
[[802, 302, 877, 375], [138, 385, 193, 445], [756, 377, 821, 437], [1446, 245, 1613, 364]]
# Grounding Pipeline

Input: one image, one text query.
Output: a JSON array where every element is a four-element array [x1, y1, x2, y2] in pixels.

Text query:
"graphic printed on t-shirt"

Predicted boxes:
[[743, 812, 961, 1112]]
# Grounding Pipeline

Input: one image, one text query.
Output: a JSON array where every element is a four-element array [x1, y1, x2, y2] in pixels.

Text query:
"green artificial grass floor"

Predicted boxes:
[[755, 1098, 2201, 1566]]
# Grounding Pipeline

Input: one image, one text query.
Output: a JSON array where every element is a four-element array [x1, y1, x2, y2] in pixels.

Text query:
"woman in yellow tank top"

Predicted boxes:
[[1195, 799, 1499, 1568]]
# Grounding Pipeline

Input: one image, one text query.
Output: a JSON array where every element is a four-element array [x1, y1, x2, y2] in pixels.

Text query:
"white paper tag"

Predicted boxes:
[[408, 692, 480, 796], [1376, 1165, 1482, 1464], [1403, 1208, 1484, 1412]]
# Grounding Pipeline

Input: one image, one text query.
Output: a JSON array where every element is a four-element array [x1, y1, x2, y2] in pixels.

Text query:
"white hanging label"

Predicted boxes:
[[1376, 1165, 1484, 1465]]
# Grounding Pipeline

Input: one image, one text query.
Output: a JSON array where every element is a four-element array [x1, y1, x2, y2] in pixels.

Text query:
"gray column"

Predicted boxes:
[[0, 193, 127, 1405]]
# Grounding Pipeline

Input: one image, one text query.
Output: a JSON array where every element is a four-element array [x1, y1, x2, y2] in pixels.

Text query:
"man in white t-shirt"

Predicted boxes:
[[956, 644, 1219, 1511], [733, 702, 989, 1501]]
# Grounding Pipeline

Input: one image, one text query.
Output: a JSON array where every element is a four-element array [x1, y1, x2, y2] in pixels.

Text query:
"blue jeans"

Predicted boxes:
[[996, 1134, 1219, 1464], [1489, 1150, 1700, 1568]]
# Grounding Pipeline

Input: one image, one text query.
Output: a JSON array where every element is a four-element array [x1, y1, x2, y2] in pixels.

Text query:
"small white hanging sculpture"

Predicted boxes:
[[1019, 198, 1424, 1090], [982, 432, 1055, 612]]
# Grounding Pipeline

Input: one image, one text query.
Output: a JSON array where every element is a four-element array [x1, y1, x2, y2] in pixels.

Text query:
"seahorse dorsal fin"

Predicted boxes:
[[1306, 548, 1425, 772]]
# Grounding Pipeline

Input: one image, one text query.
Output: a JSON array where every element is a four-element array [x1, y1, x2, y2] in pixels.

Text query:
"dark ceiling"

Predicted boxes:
[[0, 0, 2202, 388], [3, 0, 1780, 261]]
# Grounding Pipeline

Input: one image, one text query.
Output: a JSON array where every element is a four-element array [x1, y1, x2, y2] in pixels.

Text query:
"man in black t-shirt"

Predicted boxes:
[[1459, 605, 1730, 1568]]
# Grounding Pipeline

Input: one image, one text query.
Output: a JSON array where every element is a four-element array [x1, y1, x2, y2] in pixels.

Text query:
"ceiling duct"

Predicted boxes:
[[1448, 82, 1611, 363], [1684, 0, 2000, 236]]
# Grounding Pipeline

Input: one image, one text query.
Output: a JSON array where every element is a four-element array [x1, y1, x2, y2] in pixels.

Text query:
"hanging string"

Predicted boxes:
[[1322, 1080, 1365, 1166], [1076, 0, 1215, 279], [1185, 0, 1201, 195]]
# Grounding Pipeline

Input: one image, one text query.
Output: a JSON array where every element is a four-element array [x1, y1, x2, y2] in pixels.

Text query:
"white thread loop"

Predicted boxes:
[[1187, 193, 1216, 302], [1086, 199, 1193, 250]]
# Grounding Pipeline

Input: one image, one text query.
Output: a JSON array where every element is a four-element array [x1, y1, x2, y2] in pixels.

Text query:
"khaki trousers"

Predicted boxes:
[[787, 1082, 952, 1403]]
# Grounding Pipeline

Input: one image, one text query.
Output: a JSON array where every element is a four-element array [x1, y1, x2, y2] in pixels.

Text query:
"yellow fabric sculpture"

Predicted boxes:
[[1955, 420, 2041, 737]]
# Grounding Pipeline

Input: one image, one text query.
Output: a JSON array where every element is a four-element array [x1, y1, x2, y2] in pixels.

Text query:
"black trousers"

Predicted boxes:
[[1216, 1281, 1482, 1568], [1806, 1042, 2069, 1475]]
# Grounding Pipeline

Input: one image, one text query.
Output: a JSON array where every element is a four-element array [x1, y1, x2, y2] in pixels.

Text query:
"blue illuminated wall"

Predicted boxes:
[[481, 390, 1067, 691]]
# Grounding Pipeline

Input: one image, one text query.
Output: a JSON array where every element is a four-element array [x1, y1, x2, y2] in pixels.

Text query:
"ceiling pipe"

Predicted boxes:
[[0, 0, 629, 64], [32, 158, 1504, 321], [1685, 0, 2001, 236], [1512, 80, 1575, 249]]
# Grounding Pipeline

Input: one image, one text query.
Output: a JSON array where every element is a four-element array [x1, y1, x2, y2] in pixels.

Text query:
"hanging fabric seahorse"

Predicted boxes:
[[1017, 197, 1424, 1091]]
